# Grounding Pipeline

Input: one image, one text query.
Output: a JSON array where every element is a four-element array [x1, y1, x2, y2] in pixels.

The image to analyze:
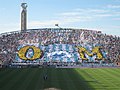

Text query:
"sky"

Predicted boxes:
[[0, 0, 120, 36]]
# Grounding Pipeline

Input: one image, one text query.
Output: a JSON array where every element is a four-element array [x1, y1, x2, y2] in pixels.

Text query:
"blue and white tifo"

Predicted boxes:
[[0, 28, 120, 66], [43, 44, 79, 62], [13, 28, 110, 64], [15, 43, 107, 63]]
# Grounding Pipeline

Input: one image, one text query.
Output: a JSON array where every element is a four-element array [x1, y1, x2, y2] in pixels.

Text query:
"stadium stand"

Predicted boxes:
[[0, 28, 120, 67]]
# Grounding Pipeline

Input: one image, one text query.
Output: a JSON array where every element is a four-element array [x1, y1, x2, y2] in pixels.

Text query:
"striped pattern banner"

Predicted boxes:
[[15, 43, 106, 63]]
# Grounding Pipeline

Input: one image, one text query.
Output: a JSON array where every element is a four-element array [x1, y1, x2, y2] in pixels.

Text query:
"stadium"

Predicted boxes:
[[0, 28, 120, 68], [0, 2, 120, 90]]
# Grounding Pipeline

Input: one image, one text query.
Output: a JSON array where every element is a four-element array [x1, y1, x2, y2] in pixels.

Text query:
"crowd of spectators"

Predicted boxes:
[[0, 28, 120, 65]]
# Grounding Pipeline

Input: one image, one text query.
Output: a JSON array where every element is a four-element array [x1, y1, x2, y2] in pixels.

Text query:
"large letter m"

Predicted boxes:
[[76, 46, 103, 60]]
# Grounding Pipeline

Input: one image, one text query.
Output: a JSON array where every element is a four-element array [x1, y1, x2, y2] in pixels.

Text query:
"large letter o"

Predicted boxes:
[[18, 46, 42, 60]]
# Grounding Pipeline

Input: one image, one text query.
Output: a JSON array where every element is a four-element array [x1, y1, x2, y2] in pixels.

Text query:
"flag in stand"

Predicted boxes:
[[55, 24, 59, 27]]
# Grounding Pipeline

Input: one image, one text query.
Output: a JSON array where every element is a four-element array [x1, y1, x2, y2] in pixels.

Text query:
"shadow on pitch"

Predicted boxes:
[[42, 68, 95, 90]]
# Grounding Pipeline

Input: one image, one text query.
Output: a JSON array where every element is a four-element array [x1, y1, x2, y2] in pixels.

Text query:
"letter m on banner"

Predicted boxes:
[[76, 46, 103, 60]]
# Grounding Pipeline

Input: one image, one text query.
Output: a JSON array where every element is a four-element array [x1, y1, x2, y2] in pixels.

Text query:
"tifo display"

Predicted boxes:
[[0, 28, 120, 66]]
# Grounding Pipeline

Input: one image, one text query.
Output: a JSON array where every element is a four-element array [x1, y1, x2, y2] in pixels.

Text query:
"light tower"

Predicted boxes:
[[21, 3, 27, 31]]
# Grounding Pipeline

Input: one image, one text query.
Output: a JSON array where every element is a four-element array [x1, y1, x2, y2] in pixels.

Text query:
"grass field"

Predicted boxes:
[[0, 68, 120, 90]]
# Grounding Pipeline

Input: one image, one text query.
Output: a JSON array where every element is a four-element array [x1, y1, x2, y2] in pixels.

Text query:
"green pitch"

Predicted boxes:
[[0, 68, 120, 90]]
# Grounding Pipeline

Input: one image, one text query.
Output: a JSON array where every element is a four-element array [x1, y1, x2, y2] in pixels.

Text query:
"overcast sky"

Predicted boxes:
[[0, 0, 120, 36]]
